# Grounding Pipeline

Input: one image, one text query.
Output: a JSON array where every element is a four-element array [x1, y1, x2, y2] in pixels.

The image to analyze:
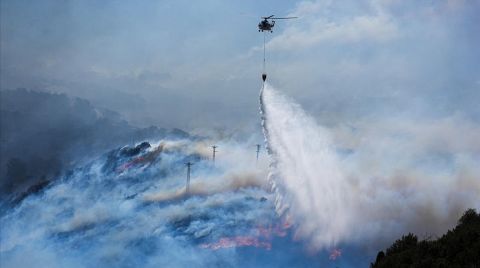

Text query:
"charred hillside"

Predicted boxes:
[[0, 89, 189, 200]]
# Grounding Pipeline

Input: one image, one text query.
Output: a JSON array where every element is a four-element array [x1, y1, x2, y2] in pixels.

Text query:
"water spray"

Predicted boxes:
[[259, 84, 352, 249]]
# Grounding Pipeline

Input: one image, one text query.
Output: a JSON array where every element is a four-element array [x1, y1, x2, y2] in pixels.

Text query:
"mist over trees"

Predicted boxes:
[[0, 89, 189, 200]]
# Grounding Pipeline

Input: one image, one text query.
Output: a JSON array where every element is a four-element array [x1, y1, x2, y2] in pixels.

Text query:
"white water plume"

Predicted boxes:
[[259, 83, 480, 251], [260, 83, 352, 249]]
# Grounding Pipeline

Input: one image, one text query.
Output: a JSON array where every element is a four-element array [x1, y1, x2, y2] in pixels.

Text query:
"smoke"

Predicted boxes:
[[260, 83, 480, 250], [0, 89, 187, 199], [2, 84, 478, 267], [144, 171, 268, 203], [4, 135, 349, 268]]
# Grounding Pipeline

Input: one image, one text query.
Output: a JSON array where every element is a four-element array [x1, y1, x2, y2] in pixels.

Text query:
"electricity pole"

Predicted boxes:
[[212, 145, 218, 164], [256, 144, 261, 164], [185, 162, 193, 196]]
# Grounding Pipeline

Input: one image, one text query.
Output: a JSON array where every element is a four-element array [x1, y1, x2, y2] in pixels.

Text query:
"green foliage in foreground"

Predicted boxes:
[[371, 209, 480, 268]]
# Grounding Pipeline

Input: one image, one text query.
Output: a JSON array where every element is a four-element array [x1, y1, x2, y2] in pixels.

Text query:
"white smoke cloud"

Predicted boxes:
[[267, 0, 398, 51], [0, 137, 293, 267], [144, 171, 268, 203]]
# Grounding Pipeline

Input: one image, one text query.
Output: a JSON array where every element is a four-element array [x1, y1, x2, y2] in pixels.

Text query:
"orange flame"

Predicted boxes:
[[116, 145, 164, 173], [200, 236, 272, 250], [329, 248, 342, 260], [200, 219, 292, 251]]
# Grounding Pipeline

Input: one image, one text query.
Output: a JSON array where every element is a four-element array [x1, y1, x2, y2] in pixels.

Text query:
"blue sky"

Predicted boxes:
[[1, 0, 479, 132]]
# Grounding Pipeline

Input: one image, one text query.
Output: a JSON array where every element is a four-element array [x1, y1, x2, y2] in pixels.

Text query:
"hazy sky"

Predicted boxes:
[[1, 0, 479, 132]]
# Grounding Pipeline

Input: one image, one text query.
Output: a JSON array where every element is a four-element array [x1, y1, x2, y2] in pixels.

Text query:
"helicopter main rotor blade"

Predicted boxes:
[[270, 17, 298, 19], [261, 15, 275, 19]]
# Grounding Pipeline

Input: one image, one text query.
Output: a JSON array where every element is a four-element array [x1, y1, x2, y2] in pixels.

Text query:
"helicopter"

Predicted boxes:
[[258, 15, 297, 32]]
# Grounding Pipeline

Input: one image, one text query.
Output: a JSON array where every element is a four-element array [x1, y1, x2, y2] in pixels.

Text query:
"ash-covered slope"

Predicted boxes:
[[0, 138, 347, 268]]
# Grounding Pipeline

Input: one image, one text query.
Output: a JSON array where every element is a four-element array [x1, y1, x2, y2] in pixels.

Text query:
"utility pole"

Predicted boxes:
[[185, 162, 193, 196], [256, 144, 261, 164], [212, 145, 218, 165]]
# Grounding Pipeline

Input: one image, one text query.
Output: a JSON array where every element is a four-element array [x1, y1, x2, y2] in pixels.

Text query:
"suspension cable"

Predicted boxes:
[[263, 32, 266, 74]]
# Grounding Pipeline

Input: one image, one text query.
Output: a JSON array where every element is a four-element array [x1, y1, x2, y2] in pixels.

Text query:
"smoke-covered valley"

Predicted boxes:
[[0, 89, 363, 267], [1, 85, 479, 267], [0, 115, 360, 267]]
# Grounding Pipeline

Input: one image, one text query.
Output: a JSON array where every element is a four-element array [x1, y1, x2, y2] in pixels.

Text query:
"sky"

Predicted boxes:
[[1, 0, 479, 133]]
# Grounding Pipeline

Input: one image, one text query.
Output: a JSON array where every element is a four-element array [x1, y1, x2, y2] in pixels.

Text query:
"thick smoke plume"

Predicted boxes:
[[260, 83, 480, 250], [3, 136, 343, 267], [144, 171, 268, 203]]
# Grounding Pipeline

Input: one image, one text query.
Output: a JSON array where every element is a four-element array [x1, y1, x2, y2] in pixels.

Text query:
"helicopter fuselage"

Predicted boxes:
[[258, 19, 275, 32]]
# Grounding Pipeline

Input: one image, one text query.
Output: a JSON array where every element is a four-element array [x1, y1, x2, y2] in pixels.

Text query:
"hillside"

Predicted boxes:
[[371, 209, 480, 267], [0, 89, 189, 199]]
